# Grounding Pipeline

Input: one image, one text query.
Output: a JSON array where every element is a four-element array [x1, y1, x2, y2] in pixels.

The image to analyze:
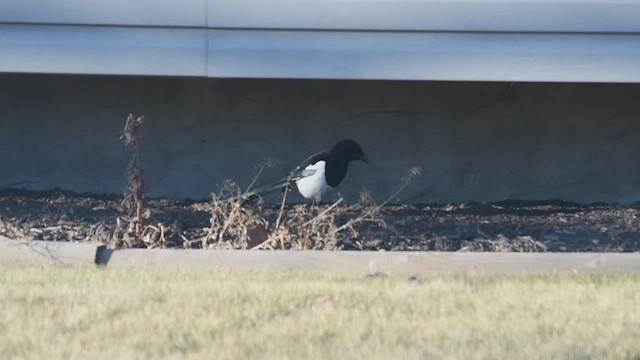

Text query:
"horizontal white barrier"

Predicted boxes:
[[207, 30, 640, 82], [0, 25, 207, 76], [2, 0, 639, 32], [0, 0, 206, 27], [2, 24, 640, 82], [208, 0, 640, 32]]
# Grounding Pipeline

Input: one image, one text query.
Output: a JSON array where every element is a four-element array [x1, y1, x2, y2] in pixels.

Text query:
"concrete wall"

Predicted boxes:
[[1, 74, 640, 204]]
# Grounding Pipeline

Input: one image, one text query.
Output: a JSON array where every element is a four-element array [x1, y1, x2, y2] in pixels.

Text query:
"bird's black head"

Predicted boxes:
[[329, 139, 369, 164]]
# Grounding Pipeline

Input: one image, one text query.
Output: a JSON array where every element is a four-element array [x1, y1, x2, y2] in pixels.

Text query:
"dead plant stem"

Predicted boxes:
[[302, 198, 344, 227], [274, 183, 290, 230]]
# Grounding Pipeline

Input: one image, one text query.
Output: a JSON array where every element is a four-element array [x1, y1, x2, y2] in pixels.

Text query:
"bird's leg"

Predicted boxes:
[[310, 194, 324, 216], [311, 198, 317, 215]]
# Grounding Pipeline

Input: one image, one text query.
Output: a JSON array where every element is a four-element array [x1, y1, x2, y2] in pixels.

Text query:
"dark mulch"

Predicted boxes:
[[1, 188, 639, 252]]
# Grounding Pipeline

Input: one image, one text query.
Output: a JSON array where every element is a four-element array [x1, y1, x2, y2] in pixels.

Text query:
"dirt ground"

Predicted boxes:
[[1, 188, 639, 252]]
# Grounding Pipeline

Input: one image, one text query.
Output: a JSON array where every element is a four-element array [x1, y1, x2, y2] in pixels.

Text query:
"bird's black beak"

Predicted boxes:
[[361, 154, 370, 163]]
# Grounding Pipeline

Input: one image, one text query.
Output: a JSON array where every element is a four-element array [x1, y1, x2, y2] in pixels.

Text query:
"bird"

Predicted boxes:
[[230, 139, 368, 203]]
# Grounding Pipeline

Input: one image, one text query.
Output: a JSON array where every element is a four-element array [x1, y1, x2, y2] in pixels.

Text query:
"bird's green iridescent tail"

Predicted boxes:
[[220, 168, 315, 204]]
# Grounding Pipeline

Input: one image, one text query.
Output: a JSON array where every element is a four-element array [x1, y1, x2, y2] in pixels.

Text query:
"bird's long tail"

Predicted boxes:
[[220, 168, 315, 204]]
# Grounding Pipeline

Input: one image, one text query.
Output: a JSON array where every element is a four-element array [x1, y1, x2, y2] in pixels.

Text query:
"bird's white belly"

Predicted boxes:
[[295, 161, 331, 201]]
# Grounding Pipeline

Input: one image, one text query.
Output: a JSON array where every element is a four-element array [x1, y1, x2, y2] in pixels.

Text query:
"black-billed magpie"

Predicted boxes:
[[233, 139, 368, 203]]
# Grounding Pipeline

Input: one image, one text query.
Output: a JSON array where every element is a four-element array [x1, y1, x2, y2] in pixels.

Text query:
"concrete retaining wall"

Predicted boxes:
[[2, 74, 640, 204]]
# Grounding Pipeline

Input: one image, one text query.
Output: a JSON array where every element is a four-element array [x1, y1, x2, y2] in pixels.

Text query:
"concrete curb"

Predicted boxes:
[[0, 236, 100, 267], [2, 237, 640, 273]]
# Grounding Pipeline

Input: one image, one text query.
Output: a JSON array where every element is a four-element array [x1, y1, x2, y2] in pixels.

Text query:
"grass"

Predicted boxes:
[[1, 267, 639, 360]]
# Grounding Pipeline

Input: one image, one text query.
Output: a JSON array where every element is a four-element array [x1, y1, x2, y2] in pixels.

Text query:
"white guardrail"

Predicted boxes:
[[1, 0, 640, 81]]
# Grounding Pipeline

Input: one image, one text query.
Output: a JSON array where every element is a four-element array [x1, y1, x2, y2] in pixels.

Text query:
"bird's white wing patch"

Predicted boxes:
[[295, 161, 331, 201]]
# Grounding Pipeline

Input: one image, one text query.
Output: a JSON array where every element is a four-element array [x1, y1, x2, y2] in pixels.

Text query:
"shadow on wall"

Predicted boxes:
[[1, 74, 640, 204]]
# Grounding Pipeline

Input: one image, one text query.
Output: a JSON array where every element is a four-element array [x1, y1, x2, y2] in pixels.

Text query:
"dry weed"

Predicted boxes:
[[203, 180, 269, 249], [115, 114, 152, 248], [203, 166, 422, 250], [0, 216, 29, 240]]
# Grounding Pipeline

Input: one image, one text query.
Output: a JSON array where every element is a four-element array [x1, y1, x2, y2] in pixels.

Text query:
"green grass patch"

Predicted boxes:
[[1, 266, 639, 359]]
